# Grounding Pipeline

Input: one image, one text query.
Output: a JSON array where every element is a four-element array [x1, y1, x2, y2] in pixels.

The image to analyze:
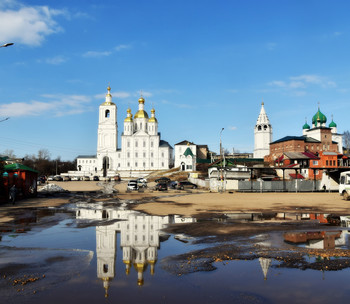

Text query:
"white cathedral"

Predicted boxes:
[[73, 86, 173, 178]]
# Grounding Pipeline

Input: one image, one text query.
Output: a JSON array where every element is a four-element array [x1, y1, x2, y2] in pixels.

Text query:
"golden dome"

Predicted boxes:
[[138, 97, 145, 104], [124, 108, 133, 122], [134, 110, 149, 119], [101, 85, 115, 105], [148, 117, 157, 123]]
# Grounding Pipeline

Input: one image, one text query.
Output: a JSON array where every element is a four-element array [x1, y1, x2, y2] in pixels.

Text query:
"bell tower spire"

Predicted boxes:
[[254, 101, 272, 158]]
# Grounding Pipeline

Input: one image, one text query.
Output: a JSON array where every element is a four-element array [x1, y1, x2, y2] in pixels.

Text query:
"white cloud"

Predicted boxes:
[[82, 50, 112, 58], [229, 126, 237, 131], [94, 91, 131, 99], [269, 74, 337, 91], [0, 2, 66, 46], [115, 44, 131, 51], [0, 94, 93, 117], [44, 55, 68, 65]]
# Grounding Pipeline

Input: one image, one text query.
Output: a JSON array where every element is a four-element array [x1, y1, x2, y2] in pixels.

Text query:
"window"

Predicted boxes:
[[151, 162, 153, 167], [143, 141, 146, 147], [135, 162, 138, 167], [143, 162, 146, 168], [143, 152, 146, 157], [127, 152, 130, 158], [151, 152, 153, 157], [127, 141, 130, 148], [313, 160, 318, 165], [326, 160, 329, 166], [135, 141, 138, 147], [151, 141, 153, 148], [127, 162, 130, 167], [105, 110, 110, 118], [162, 162, 164, 167], [258, 125, 262, 131], [162, 152, 164, 157], [135, 152, 138, 158]]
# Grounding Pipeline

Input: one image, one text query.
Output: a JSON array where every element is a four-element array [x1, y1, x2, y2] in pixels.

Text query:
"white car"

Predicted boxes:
[[127, 180, 138, 191]]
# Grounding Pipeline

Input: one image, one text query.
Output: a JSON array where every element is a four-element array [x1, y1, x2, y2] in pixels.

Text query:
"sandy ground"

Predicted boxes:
[[1, 181, 349, 224]]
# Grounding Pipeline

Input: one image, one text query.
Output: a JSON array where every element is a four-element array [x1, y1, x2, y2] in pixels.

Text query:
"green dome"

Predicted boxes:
[[303, 122, 310, 130], [329, 120, 337, 128], [312, 107, 327, 125]]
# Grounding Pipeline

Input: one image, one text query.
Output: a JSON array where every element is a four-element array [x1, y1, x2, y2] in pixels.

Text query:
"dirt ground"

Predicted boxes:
[[1, 181, 349, 225]]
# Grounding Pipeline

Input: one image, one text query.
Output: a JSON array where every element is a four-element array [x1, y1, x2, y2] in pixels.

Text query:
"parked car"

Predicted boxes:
[[154, 182, 168, 191], [84, 176, 90, 181], [71, 176, 80, 181], [137, 178, 147, 188], [47, 176, 54, 181], [93, 176, 99, 181], [169, 181, 179, 189], [63, 176, 71, 181], [127, 180, 138, 191], [53, 175, 63, 181], [155, 177, 171, 183], [176, 181, 197, 190]]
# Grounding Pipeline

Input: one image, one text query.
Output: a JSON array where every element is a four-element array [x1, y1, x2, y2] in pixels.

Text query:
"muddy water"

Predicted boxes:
[[1, 200, 350, 303]]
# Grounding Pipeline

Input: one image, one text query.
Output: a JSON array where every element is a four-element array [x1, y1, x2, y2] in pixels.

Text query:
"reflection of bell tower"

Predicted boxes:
[[96, 225, 116, 298], [259, 257, 271, 280]]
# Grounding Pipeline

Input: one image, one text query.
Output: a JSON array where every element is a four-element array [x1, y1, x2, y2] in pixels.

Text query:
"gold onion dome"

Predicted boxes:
[[148, 108, 157, 123], [124, 108, 133, 122], [138, 96, 145, 104], [134, 110, 149, 119], [101, 85, 115, 105]]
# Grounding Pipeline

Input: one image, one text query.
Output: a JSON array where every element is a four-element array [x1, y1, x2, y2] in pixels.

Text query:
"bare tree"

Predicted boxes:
[[37, 148, 51, 160], [1, 149, 16, 158], [344, 131, 350, 154]]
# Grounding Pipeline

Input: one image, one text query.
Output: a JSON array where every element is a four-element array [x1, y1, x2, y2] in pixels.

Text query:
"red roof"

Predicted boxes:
[[289, 173, 305, 179], [302, 151, 319, 159]]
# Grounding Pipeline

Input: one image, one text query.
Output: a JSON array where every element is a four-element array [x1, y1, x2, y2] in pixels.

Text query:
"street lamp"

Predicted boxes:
[[219, 128, 224, 192], [0, 43, 14, 48]]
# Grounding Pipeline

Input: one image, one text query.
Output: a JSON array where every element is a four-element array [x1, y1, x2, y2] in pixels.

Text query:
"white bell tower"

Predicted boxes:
[[97, 85, 118, 154], [254, 102, 272, 158]]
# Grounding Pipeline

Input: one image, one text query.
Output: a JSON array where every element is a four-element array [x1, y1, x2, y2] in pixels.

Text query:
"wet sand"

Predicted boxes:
[[1, 181, 348, 223]]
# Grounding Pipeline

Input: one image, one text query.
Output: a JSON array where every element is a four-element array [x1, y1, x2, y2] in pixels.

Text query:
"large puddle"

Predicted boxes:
[[1, 199, 350, 303]]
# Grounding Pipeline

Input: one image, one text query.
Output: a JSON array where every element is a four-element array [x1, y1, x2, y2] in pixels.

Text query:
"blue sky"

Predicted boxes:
[[0, 0, 349, 160]]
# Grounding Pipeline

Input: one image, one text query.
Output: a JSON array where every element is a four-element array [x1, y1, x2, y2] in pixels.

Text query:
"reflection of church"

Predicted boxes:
[[76, 203, 195, 297]]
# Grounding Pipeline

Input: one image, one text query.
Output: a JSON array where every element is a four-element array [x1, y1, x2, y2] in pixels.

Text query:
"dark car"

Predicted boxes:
[[93, 176, 99, 181], [154, 182, 168, 191], [155, 177, 171, 183], [169, 181, 179, 189], [53, 175, 63, 181], [176, 181, 197, 190]]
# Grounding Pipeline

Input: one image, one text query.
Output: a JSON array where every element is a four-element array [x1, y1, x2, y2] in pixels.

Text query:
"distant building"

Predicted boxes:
[[174, 140, 209, 171], [254, 102, 273, 158]]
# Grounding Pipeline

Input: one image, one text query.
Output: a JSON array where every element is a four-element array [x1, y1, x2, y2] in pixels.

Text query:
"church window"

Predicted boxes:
[[127, 235, 129, 241], [151, 141, 154, 148], [162, 152, 164, 157], [135, 235, 137, 241], [135, 124, 137, 131], [127, 162, 130, 167], [135, 162, 138, 167], [127, 152, 130, 158], [143, 235, 146, 241], [118, 163, 120, 167], [140, 123, 142, 129], [143, 162, 145, 168], [151, 235, 153, 241], [135, 152, 138, 157], [264, 125, 267, 130], [135, 141, 138, 147], [151, 152, 153, 157], [105, 110, 110, 118], [127, 141, 130, 147], [151, 162, 153, 167], [143, 152, 146, 157], [143, 141, 146, 147], [162, 162, 164, 167], [258, 125, 262, 131]]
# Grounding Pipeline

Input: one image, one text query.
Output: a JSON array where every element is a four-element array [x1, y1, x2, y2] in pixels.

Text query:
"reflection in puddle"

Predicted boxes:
[[2, 201, 350, 303]]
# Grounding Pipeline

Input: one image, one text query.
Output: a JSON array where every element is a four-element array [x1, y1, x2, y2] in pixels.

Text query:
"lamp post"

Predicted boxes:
[[219, 128, 224, 192], [0, 43, 14, 48]]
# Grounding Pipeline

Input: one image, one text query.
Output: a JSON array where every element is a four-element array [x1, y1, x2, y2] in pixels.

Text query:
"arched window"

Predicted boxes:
[[105, 110, 110, 118], [258, 125, 262, 131]]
